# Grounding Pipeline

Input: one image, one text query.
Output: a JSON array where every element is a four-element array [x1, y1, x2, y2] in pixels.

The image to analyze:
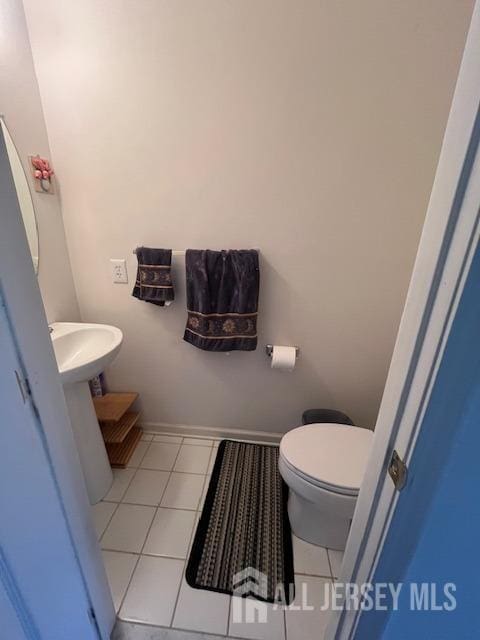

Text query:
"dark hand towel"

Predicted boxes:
[[132, 247, 174, 306], [183, 249, 259, 351]]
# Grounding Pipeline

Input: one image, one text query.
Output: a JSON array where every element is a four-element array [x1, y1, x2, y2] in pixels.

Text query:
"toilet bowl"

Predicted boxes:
[[279, 423, 373, 551]]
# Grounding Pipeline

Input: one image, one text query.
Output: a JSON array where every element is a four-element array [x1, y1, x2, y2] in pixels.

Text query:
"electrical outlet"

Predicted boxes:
[[110, 258, 128, 284]]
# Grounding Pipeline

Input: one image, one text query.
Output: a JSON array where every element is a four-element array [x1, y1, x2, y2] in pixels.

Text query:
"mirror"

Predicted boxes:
[[0, 117, 39, 273]]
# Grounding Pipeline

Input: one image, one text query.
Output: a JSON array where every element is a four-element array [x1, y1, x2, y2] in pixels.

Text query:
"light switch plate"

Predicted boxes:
[[110, 258, 128, 284]]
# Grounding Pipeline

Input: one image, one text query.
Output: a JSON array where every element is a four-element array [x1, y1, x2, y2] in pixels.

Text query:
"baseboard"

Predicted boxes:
[[141, 421, 284, 444]]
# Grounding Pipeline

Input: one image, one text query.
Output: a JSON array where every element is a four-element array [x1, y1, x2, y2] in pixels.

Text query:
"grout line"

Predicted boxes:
[[116, 466, 140, 503], [97, 463, 143, 540], [206, 446, 218, 475], [173, 442, 213, 474], [169, 559, 186, 628], [100, 548, 139, 558], [116, 552, 142, 617], [104, 499, 204, 511], [294, 570, 333, 579], [137, 439, 153, 467], [177, 441, 214, 447], [138, 441, 184, 555], [115, 445, 180, 618], [102, 547, 188, 562], [194, 470, 209, 511], [132, 442, 212, 475], [326, 548, 333, 577], [138, 495, 166, 555], [326, 548, 336, 580], [160, 442, 186, 628], [102, 504, 203, 559], [226, 596, 232, 637], [98, 501, 120, 541], [197, 473, 210, 512], [137, 466, 209, 475], [101, 437, 181, 625], [170, 476, 213, 628]]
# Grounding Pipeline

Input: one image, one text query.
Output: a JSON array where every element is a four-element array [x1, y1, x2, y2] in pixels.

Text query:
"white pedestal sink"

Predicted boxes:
[[50, 322, 123, 505]]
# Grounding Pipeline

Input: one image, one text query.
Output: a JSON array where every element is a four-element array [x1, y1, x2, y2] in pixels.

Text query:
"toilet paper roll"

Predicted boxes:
[[271, 345, 296, 372]]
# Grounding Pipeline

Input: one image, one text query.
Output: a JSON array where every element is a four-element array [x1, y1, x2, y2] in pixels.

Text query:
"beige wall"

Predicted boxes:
[[23, 0, 472, 433], [0, 0, 79, 322]]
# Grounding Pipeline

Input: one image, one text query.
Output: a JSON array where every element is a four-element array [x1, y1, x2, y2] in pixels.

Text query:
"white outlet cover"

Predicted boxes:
[[110, 258, 128, 284]]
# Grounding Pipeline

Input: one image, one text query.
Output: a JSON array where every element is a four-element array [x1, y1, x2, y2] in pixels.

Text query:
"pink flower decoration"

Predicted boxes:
[[31, 157, 44, 170], [31, 155, 54, 181]]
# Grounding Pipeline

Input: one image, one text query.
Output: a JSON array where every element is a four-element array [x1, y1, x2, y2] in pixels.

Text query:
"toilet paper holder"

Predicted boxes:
[[265, 344, 300, 358]]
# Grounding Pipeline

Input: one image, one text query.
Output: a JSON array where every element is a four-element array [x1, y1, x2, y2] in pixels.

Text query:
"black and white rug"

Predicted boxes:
[[186, 440, 294, 604]]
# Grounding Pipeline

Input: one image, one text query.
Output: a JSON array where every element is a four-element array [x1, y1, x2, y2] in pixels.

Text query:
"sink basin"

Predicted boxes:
[[50, 322, 123, 504], [51, 322, 123, 385]]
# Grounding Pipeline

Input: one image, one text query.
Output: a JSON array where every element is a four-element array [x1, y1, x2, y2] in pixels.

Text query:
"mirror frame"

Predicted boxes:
[[0, 116, 40, 274]]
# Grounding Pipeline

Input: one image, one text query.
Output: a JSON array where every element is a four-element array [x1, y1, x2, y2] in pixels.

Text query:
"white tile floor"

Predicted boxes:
[[96, 433, 344, 640]]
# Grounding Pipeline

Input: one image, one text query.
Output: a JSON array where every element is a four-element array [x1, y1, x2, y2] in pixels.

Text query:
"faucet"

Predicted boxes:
[[48, 325, 54, 334]]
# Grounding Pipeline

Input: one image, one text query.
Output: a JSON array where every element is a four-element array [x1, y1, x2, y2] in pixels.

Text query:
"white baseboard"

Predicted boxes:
[[141, 421, 284, 444]]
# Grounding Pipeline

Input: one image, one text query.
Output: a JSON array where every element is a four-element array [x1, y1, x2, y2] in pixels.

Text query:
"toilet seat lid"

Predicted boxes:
[[280, 424, 373, 493]]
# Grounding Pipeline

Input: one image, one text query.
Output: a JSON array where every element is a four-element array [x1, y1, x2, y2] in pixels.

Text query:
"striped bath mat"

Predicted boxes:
[[186, 440, 294, 604]]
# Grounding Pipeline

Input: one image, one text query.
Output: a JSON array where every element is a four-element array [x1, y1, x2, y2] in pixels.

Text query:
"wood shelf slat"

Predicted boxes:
[[93, 392, 138, 422], [101, 412, 140, 443], [106, 426, 142, 468]]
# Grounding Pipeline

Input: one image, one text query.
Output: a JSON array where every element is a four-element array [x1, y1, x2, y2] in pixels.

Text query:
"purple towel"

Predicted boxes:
[[132, 247, 174, 306], [183, 249, 259, 351]]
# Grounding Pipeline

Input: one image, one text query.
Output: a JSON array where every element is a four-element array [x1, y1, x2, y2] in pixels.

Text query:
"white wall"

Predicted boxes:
[[23, 0, 472, 433], [0, 0, 79, 322]]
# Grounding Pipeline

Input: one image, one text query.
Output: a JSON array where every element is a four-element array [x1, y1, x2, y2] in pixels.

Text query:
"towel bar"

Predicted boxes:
[[132, 249, 185, 256], [133, 249, 260, 257]]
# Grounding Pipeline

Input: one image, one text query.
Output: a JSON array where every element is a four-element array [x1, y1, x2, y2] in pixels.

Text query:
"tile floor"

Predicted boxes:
[[93, 432, 344, 640]]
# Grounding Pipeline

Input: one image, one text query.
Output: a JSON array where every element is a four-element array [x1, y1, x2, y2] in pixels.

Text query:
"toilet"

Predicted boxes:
[[279, 423, 373, 551]]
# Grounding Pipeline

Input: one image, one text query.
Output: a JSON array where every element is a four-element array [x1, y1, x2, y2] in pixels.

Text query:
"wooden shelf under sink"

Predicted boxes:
[[93, 392, 138, 422], [101, 411, 140, 444], [106, 426, 142, 468], [94, 391, 143, 467]]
